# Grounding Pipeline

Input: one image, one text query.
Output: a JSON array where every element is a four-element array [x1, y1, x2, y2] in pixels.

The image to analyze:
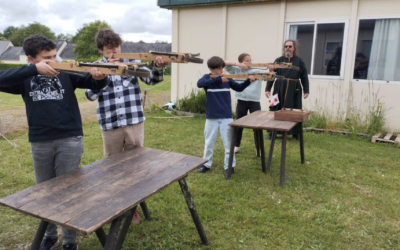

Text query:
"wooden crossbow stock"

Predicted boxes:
[[48, 61, 151, 78], [113, 51, 204, 64], [248, 62, 300, 71], [211, 72, 284, 81]]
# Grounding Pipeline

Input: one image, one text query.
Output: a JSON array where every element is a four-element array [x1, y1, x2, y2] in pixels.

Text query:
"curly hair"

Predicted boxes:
[[95, 28, 123, 50], [23, 35, 56, 58]]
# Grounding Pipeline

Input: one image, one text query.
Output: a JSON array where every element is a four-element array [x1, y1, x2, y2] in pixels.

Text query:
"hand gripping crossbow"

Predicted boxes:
[[112, 51, 204, 64], [211, 72, 284, 81], [48, 61, 151, 78]]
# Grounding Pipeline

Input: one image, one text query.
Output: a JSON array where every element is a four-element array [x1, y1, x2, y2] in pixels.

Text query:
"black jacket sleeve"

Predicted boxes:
[[0, 64, 38, 94], [70, 74, 110, 90]]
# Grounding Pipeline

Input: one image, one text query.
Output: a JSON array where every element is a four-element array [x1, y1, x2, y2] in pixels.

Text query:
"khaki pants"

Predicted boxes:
[[101, 123, 144, 157]]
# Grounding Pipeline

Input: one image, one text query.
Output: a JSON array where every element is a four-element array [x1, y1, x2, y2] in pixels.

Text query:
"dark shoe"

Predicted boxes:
[[266, 133, 272, 140], [63, 243, 78, 250], [292, 134, 299, 140], [197, 165, 210, 173], [39, 237, 59, 250]]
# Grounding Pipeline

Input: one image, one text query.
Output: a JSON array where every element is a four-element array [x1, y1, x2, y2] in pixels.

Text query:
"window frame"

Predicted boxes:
[[352, 16, 400, 85], [285, 19, 349, 80]]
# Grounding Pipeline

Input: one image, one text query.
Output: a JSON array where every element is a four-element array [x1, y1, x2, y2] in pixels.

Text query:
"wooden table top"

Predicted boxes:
[[0, 147, 207, 234], [229, 111, 297, 131]]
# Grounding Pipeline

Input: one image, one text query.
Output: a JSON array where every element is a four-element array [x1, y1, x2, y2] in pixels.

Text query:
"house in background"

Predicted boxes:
[[158, 0, 400, 130], [0, 41, 13, 56]]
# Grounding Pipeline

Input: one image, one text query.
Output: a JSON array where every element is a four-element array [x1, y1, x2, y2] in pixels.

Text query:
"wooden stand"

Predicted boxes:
[[274, 109, 313, 122]]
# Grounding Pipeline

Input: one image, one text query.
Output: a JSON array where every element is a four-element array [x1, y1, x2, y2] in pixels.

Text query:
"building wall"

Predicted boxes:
[[170, 0, 400, 130]]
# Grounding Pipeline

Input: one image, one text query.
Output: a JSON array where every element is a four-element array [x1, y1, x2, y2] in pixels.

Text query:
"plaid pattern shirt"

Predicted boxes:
[[85, 57, 164, 131]]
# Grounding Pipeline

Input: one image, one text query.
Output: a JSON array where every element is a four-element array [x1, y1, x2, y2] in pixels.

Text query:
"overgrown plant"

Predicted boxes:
[[177, 88, 206, 114], [305, 79, 388, 135]]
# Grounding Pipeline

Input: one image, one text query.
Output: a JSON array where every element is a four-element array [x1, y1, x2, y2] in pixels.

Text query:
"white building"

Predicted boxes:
[[158, 0, 400, 130]]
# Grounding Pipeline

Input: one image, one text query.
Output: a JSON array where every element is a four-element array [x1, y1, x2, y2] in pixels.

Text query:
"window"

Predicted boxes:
[[354, 19, 400, 82], [287, 21, 347, 78]]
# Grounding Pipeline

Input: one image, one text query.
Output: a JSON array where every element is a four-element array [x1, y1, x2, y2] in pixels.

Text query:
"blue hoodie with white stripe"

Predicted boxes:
[[197, 73, 251, 119]]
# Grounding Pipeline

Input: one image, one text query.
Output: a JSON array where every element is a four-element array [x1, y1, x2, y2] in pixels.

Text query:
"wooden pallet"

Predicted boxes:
[[371, 133, 400, 147]]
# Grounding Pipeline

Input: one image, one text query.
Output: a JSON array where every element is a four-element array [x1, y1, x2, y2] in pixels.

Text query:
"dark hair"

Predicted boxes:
[[282, 39, 299, 57], [23, 35, 56, 58], [95, 28, 123, 50], [207, 56, 225, 69], [238, 53, 250, 63]]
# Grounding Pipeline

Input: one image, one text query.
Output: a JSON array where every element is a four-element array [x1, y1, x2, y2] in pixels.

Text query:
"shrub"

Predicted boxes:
[[177, 88, 206, 114], [0, 63, 26, 71]]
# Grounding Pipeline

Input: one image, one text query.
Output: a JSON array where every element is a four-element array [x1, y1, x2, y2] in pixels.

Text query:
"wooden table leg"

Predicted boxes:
[[95, 228, 107, 247], [140, 201, 151, 220], [280, 132, 288, 186], [299, 122, 305, 164], [255, 129, 260, 157], [115, 207, 137, 250], [30, 220, 48, 250], [258, 130, 266, 173], [104, 216, 123, 250], [178, 178, 209, 245], [266, 131, 277, 172], [227, 127, 237, 179]]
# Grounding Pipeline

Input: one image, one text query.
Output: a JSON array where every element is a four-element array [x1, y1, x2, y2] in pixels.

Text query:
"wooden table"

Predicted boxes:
[[0, 147, 209, 250], [227, 111, 305, 186]]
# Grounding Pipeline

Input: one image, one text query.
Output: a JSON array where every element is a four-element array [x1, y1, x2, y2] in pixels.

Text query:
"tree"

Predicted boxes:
[[73, 20, 110, 62], [10, 22, 56, 46], [138, 40, 146, 44], [3, 26, 18, 39], [56, 33, 73, 43], [155, 40, 169, 44]]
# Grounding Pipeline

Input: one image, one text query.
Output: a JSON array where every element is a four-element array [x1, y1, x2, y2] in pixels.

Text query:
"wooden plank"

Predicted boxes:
[[371, 133, 381, 143], [0, 147, 151, 209], [230, 111, 273, 129], [67, 156, 207, 234], [395, 135, 400, 147], [113, 53, 187, 63], [383, 133, 393, 142]]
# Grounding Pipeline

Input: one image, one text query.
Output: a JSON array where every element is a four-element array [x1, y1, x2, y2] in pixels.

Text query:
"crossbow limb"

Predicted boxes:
[[113, 51, 204, 64], [48, 62, 150, 78], [211, 72, 284, 81]]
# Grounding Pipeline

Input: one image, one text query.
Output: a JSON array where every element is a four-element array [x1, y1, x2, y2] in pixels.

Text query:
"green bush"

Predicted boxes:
[[0, 63, 26, 71], [177, 88, 206, 114]]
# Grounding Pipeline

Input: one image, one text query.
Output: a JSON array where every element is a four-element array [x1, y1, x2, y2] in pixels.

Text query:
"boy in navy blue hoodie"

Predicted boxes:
[[197, 56, 255, 177]]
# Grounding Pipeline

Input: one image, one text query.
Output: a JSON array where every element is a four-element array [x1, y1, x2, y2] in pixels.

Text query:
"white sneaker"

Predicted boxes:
[[234, 147, 240, 153]]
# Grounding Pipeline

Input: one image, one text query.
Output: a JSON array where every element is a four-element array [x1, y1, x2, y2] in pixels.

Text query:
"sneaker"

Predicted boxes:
[[63, 243, 78, 250], [197, 165, 210, 173], [131, 209, 141, 225], [39, 237, 59, 250], [234, 147, 240, 153]]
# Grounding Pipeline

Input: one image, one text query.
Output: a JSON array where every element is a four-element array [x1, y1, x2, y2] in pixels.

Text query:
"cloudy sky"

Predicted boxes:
[[0, 0, 172, 43]]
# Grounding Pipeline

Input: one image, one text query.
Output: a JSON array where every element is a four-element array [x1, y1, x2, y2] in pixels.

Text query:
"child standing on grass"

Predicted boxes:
[[197, 56, 255, 177]]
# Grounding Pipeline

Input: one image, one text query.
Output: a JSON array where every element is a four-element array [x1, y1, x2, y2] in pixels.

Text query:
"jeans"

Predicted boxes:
[[31, 136, 83, 245], [235, 100, 261, 147], [203, 119, 235, 170]]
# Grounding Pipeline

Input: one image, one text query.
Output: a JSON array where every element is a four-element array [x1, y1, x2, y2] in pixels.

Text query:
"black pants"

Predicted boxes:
[[235, 100, 261, 147]]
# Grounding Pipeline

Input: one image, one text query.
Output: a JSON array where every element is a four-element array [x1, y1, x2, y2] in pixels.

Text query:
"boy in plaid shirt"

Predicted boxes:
[[85, 28, 167, 224]]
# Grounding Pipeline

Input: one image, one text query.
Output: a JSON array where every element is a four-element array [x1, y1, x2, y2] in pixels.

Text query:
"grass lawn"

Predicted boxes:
[[0, 76, 399, 249]]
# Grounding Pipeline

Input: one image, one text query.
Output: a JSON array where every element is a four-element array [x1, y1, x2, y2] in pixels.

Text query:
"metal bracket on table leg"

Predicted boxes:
[[178, 178, 209, 245], [30, 220, 49, 250]]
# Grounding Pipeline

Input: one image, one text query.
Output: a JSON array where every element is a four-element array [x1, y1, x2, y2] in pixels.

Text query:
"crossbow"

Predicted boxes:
[[113, 51, 204, 64], [48, 62, 150, 77], [248, 62, 299, 71], [211, 72, 284, 81]]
